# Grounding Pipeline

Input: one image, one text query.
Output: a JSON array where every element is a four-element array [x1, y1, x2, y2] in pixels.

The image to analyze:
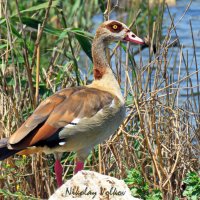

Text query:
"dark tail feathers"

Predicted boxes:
[[0, 138, 20, 161]]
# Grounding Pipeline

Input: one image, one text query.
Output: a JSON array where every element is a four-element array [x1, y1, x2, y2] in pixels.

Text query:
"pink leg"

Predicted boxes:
[[74, 161, 84, 174], [54, 159, 63, 187]]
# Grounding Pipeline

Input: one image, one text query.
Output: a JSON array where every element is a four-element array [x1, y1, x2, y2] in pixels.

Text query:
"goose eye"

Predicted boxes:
[[112, 25, 118, 30], [107, 23, 122, 33]]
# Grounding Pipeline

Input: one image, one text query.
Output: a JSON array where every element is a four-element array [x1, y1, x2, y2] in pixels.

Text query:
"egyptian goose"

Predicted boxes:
[[0, 20, 144, 187]]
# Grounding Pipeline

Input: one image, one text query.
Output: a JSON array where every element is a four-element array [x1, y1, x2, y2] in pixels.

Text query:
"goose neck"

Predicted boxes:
[[92, 37, 110, 79]]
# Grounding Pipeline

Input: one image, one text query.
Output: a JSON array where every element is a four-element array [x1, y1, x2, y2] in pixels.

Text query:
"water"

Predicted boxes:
[[162, 0, 200, 100], [164, 0, 200, 62], [137, 0, 200, 103], [166, 0, 200, 46]]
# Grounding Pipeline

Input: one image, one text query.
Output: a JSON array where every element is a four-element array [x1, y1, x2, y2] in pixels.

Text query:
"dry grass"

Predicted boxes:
[[0, 0, 199, 199]]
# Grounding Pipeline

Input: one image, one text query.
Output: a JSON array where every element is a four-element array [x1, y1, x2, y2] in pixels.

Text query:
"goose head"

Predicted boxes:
[[95, 20, 144, 45], [92, 20, 144, 80]]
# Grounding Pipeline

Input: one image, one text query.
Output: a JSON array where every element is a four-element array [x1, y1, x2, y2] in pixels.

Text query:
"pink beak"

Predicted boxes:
[[124, 31, 144, 45]]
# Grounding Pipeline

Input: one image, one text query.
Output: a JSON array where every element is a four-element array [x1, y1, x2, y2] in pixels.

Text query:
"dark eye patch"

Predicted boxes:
[[106, 21, 123, 33]]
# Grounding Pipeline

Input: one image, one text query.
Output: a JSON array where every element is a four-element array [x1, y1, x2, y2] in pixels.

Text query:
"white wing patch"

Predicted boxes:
[[64, 118, 80, 128], [59, 141, 66, 146], [64, 100, 115, 129], [97, 99, 116, 115], [98, 109, 104, 114], [109, 99, 116, 108]]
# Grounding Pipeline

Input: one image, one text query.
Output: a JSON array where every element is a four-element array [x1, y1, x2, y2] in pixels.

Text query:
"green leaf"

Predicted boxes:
[[19, 0, 60, 14], [71, 0, 81, 16], [17, 17, 62, 36], [57, 28, 93, 61], [72, 29, 93, 61], [0, 44, 7, 49], [98, 0, 105, 13], [0, 1, 60, 25], [10, 23, 22, 39], [183, 172, 200, 199]]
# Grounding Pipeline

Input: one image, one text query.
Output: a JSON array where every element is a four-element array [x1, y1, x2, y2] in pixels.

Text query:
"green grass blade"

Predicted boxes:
[[19, 0, 60, 14]]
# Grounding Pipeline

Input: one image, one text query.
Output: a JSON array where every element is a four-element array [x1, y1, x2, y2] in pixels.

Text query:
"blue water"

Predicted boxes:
[[164, 0, 200, 65], [139, 0, 200, 103], [162, 0, 200, 99]]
